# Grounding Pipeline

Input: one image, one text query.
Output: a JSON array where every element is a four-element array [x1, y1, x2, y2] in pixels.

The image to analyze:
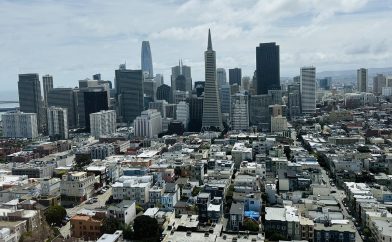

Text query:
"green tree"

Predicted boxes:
[[44, 205, 67, 226], [191, 187, 202, 197], [242, 218, 259, 232], [122, 223, 134, 240], [133, 215, 160, 241], [136, 204, 144, 214], [101, 217, 121, 234]]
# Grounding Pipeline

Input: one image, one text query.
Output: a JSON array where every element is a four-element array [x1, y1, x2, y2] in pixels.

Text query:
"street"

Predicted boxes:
[[320, 169, 363, 242], [60, 187, 112, 238]]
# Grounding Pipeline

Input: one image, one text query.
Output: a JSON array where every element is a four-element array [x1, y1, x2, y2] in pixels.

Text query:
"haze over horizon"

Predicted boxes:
[[1, 0, 392, 91]]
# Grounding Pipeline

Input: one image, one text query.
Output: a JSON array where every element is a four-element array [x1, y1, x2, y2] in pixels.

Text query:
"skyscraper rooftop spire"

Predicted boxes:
[[207, 28, 212, 50]]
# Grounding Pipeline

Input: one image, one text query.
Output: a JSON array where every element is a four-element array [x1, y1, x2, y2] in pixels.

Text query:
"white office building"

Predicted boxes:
[[176, 101, 189, 129], [90, 110, 116, 139], [47, 106, 68, 139], [2, 112, 38, 139], [271, 116, 288, 132], [300, 66, 316, 114], [134, 109, 162, 138], [231, 93, 249, 130]]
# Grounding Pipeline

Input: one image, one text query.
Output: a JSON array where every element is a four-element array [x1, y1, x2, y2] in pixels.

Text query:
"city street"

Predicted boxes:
[[60, 187, 112, 238], [320, 168, 363, 242]]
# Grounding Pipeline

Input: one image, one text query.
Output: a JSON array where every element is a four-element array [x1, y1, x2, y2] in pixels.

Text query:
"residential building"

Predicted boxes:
[[229, 202, 244, 231], [357, 68, 368, 92], [70, 211, 106, 240], [300, 66, 316, 114], [60, 172, 97, 204], [134, 109, 162, 138], [47, 106, 68, 140], [108, 200, 136, 224], [231, 93, 249, 130], [313, 223, 356, 242], [90, 144, 115, 160], [90, 110, 116, 139], [112, 176, 152, 205], [265, 206, 300, 240], [2, 112, 38, 139]]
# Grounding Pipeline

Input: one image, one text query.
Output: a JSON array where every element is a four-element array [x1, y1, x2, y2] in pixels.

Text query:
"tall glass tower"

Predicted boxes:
[[201, 29, 223, 131], [256, 42, 280, 94], [141, 41, 153, 78]]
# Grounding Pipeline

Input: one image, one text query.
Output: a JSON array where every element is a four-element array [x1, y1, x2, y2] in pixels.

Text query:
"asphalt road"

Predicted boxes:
[[320, 168, 363, 242], [60, 187, 112, 238]]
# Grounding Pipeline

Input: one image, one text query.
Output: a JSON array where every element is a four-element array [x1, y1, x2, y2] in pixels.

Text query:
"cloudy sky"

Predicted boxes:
[[0, 0, 391, 93]]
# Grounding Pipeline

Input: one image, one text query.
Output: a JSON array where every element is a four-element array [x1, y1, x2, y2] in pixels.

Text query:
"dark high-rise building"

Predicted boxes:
[[188, 96, 204, 132], [256, 42, 280, 94], [47, 88, 78, 129], [171, 60, 192, 95], [229, 68, 242, 86], [194, 81, 205, 97], [78, 89, 108, 130], [156, 84, 172, 103], [42, 74, 53, 106], [141, 41, 153, 78], [115, 68, 144, 123], [201, 29, 223, 131], [18, 73, 43, 132]]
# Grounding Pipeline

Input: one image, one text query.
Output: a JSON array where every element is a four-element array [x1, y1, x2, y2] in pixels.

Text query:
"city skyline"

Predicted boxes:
[[1, 0, 392, 92]]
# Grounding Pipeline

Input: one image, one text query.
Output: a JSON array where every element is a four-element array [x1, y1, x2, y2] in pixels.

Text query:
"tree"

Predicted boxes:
[[136, 204, 144, 214], [122, 223, 134, 240], [242, 218, 259, 232], [191, 187, 202, 197], [133, 215, 160, 241], [101, 217, 121, 234], [44, 205, 67, 226]]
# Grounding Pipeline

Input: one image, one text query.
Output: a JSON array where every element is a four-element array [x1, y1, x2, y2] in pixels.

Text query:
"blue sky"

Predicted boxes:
[[0, 0, 391, 92]]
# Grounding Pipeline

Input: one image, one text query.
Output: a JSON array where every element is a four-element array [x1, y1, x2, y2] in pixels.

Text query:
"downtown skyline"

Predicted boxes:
[[1, 0, 392, 93]]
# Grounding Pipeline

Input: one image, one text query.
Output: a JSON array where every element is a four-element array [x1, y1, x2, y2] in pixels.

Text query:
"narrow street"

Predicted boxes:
[[60, 187, 112, 238]]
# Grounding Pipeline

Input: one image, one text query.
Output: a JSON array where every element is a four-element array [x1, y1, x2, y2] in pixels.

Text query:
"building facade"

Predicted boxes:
[[231, 93, 249, 131], [201, 29, 223, 131], [2, 112, 38, 139], [300, 66, 316, 114], [141, 41, 154, 78], [42, 74, 53, 106], [115, 68, 144, 123], [256, 43, 280, 94], [47, 106, 68, 140], [134, 109, 162, 138], [357, 68, 368, 93], [229, 68, 242, 86], [90, 110, 116, 139], [216, 68, 226, 87], [47, 88, 78, 128]]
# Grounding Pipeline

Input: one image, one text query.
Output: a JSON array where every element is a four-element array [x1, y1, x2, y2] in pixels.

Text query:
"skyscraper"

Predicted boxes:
[[115, 68, 144, 123], [42, 74, 53, 106], [18, 73, 43, 132], [373, 74, 386, 95], [287, 84, 301, 120], [357, 68, 368, 92], [156, 84, 172, 103], [141, 41, 153, 78], [256, 43, 280, 94], [47, 88, 78, 128], [231, 93, 249, 131], [229, 68, 242, 86], [300, 66, 316, 114], [216, 68, 227, 87], [47, 106, 68, 140], [90, 110, 116, 139], [201, 29, 223, 131], [220, 84, 231, 114], [171, 60, 192, 95]]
